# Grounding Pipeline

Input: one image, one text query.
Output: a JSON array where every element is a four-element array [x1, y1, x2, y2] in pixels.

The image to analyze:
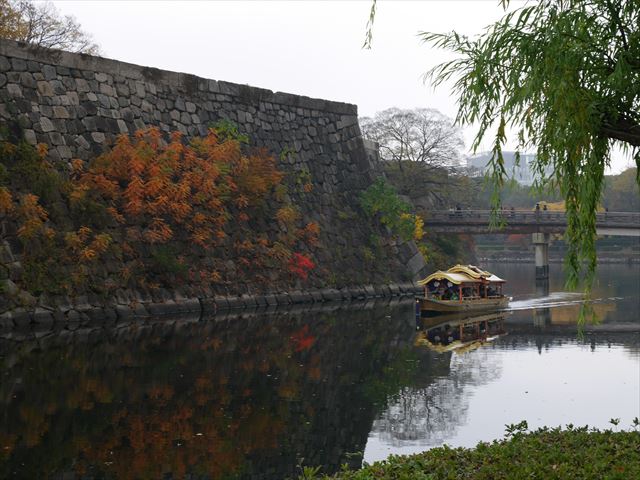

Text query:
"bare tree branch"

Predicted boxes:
[[0, 0, 100, 54]]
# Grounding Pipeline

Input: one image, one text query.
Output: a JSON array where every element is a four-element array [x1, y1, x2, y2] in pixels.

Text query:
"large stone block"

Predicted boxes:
[[19, 72, 35, 88], [6, 83, 22, 97], [52, 105, 69, 118], [42, 64, 57, 80], [39, 116, 54, 132], [0, 56, 10, 72], [11, 58, 27, 71]]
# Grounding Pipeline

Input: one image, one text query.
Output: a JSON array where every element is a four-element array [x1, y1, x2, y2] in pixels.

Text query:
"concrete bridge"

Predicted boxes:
[[424, 210, 640, 236], [423, 210, 640, 279]]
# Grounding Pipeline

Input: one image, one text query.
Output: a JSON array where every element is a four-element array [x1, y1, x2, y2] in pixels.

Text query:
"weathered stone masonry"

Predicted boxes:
[[1, 40, 366, 170], [0, 39, 426, 322]]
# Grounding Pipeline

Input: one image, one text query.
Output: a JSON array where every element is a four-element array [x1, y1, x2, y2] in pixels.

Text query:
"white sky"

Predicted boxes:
[[50, 0, 633, 173]]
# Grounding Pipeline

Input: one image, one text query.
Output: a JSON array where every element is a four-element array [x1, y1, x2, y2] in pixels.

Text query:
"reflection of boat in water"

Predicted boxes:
[[416, 264, 509, 314], [415, 311, 508, 354]]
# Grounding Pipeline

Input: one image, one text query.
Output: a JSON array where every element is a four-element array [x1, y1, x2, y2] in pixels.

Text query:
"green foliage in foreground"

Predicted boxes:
[[301, 423, 640, 480]]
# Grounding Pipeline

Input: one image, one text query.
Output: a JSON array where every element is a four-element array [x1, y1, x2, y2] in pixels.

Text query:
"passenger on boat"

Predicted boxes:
[[428, 328, 442, 344], [444, 326, 454, 345], [443, 288, 458, 300]]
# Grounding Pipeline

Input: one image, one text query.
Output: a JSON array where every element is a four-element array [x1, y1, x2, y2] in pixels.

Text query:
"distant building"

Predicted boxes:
[[466, 151, 549, 185]]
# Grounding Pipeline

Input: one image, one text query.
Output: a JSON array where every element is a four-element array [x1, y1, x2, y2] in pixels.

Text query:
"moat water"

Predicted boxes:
[[0, 262, 638, 479]]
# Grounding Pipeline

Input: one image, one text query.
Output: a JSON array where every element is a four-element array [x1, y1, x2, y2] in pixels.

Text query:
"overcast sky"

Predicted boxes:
[[51, 0, 633, 173]]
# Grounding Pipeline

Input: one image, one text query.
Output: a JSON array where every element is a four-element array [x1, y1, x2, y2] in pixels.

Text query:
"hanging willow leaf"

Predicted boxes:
[[362, 0, 377, 49], [421, 0, 639, 310]]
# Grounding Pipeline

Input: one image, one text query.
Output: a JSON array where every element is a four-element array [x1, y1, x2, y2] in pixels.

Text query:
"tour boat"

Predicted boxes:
[[416, 264, 509, 314]]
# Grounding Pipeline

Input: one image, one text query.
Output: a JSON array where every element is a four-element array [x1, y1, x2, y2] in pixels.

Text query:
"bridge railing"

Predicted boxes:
[[423, 210, 640, 227]]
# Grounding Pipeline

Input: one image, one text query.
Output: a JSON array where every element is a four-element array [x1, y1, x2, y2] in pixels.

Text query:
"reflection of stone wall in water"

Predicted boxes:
[[372, 349, 503, 447], [0, 39, 427, 317], [0, 302, 419, 479]]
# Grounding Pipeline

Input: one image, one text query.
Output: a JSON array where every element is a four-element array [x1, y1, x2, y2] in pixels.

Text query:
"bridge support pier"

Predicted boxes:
[[532, 233, 549, 280], [533, 277, 551, 327], [533, 307, 552, 328]]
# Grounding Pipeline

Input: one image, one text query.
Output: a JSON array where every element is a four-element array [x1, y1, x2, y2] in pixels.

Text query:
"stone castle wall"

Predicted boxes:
[[1, 40, 364, 170], [0, 39, 426, 322]]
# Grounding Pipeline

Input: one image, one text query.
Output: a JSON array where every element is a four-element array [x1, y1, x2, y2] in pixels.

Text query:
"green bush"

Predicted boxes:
[[210, 119, 249, 144], [0, 140, 65, 208], [360, 179, 417, 241], [301, 422, 640, 480], [149, 245, 188, 277]]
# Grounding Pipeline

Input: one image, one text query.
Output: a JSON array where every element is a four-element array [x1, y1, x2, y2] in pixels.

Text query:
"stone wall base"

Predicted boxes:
[[0, 283, 423, 331]]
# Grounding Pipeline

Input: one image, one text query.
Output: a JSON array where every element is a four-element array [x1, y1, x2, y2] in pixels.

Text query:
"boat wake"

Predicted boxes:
[[507, 292, 622, 312]]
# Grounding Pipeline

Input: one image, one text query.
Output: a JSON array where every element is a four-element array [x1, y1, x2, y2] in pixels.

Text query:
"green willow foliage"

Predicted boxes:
[[421, 0, 639, 290]]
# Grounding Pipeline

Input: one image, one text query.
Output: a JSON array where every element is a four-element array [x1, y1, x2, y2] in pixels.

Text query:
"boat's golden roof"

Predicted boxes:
[[448, 264, 492, 279], [485, 274, 506, 283], [417, 271, 481, 285], [417, 264, 505, 286]]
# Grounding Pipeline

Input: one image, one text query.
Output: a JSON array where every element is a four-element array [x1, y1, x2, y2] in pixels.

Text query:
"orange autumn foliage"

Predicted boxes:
[[0, 186, 13, 216], [64, 227, 112, 264], [72, 128, 283, 250], [299, 222, 320, 246], [276, 205, 300, 226], [16, 194, 54, 241], [1, 126, 320, 296], [67, 127, 319, 287]]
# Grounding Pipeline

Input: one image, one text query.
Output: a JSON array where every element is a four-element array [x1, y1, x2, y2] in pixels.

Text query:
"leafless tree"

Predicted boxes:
[[360, 108, 464, 173], [0, 0, 100, 54]]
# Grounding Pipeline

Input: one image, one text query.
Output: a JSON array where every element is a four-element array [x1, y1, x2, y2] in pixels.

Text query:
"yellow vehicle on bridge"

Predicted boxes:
[[534, 201, 605, 212]]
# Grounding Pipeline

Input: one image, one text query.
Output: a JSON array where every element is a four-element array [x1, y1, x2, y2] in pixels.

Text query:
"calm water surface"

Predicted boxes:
[[366, 262, 640, 462], [0, 263, 638, 478]]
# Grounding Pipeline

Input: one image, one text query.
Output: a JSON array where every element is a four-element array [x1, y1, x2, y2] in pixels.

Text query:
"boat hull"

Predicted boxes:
[[418, 296, 509, 314]]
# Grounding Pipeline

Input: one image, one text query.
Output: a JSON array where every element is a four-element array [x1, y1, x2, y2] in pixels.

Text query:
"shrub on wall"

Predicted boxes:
[[360, 178, 424, 242], [0, 125, 318, 298]]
